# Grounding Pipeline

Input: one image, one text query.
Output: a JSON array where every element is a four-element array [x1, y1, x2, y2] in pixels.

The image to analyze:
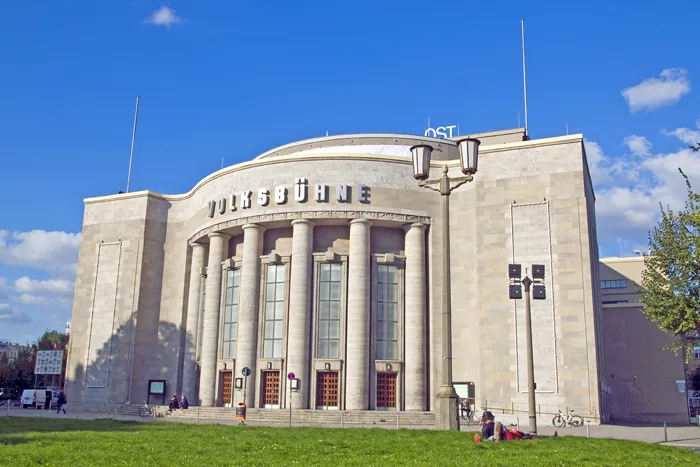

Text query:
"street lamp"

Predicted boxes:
[[410, 137, 481, 431]]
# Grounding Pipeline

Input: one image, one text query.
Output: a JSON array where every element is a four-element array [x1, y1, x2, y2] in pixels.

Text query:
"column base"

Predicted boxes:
[[435, 385, 460, 431]]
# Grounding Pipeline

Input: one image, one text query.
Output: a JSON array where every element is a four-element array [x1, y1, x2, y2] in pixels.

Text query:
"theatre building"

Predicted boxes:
[[66, 128, 604, 423]]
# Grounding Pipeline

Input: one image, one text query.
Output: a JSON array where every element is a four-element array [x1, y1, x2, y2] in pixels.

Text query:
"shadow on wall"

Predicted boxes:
[[70, 321, 195, 406]]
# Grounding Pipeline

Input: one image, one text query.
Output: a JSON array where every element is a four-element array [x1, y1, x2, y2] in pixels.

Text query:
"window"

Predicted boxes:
[[694, 346, 700, 360], [317, 263, 341, 359], [376, 264, 399, 360], [221, 269, 241, 359], [600, 279, 627, 289], [263, 264, 286, 358]]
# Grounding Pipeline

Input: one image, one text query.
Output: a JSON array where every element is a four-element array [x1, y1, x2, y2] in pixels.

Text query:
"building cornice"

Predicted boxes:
[[188, 209, 431, 245], [84, 134, 584, 206]]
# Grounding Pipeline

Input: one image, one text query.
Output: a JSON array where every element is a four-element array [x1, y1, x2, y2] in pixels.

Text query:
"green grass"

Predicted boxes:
[[0, 418, 698, 466]]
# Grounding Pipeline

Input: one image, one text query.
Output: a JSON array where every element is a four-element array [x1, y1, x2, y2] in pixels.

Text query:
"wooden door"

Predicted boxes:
[[222, 371, 233, 406], [376, 372, 397, 409], [263, 371, 280, 407], [316, 371, 339, 408]]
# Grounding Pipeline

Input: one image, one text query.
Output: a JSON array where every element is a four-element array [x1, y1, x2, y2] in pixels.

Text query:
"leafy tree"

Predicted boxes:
[[639, 169, 700, 359]]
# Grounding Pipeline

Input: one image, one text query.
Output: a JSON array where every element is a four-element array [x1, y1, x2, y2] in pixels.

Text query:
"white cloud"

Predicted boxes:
[[13, 277, 74, 296], [662, 119, 700, 145], [584, 139, 611, 185], [624, 135, 652, 157], [0, 230, 81, 278], [0, 278, 6, 300], [16, 294, 51, 306], [144, 5, 182, 27], [0, 303, 29, 322], [621, 68, 691, 113], [593, 144, 700, 251]]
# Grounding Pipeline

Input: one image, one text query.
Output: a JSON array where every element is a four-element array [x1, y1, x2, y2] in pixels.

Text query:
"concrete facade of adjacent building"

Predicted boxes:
[[65, 128, 605, 423], [599, 256, 691, 424]]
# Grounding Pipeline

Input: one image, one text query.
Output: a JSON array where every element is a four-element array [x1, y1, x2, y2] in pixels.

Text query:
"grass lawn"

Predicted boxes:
[[1, 418, 698, 466]]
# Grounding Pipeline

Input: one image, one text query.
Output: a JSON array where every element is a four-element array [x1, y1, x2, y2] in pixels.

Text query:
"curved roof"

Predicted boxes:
[[253, 133, 460, 161]]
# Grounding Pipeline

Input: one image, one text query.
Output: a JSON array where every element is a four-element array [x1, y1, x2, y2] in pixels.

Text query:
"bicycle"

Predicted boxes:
[[139, 400, 155, 418], [552, 409, 583, 427]]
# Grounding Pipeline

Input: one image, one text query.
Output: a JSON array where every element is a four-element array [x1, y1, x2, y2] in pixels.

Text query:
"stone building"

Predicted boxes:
[[65, 128, 604, 423], [599, 256, 695, 424]]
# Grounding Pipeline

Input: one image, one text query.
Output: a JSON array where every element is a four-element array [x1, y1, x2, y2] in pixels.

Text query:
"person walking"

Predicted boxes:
[[56, 391, 66, 414]]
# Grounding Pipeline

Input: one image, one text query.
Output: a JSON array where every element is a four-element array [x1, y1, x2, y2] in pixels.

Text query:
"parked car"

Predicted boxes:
[[0, 388, 18, 400]]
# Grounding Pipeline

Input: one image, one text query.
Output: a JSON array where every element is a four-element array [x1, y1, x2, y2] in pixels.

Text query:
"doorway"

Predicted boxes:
[[262, 371, 280, 408], [376, 372, 397, 409], [316, 371, 339, 409]]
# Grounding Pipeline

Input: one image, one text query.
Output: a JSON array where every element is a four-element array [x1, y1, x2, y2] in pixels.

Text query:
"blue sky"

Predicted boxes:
[[1, 1, 699, 342]]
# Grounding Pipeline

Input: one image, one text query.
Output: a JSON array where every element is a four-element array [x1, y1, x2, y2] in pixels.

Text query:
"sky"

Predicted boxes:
[[0, 1, 699, 342]]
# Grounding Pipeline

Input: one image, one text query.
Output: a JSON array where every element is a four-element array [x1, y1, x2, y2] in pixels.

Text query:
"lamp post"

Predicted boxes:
[[410, 138, 481, 431]]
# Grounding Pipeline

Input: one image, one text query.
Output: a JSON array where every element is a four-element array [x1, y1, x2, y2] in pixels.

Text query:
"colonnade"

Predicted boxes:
[[181, 219, 427, 410]]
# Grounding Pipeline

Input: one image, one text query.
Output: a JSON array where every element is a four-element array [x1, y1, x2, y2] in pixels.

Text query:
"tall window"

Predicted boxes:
[[376, 264, 398, 360], [318, 263, 341, 359], [222, 269, 241, 359], [694, 346, 700, 360], [197, 279, 206, 361], [263, 264, 286, 358]]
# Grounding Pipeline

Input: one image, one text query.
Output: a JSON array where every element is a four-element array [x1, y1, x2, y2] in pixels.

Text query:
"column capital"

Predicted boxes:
[[291, 219, 316, 228], [403, 223, 427, 233], [242, 223, 267, 233], [349, 218, 372, 227], [208, 232, 231, 241], [191, 242, 206, 250]]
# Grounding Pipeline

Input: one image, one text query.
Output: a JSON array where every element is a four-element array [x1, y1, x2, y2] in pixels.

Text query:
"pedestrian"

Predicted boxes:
[[180, 395, 189, 409], [44, 390, 52, 410], [56, 391, 66, 414]]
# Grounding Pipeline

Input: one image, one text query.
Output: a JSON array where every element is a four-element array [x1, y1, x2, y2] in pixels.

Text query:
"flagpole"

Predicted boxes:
[[126, 96, 140, 193], [521, 19, 529, 140]]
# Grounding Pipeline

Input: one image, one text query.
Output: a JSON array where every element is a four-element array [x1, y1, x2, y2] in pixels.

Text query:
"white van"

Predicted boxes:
[[20, 389, 58, 409], [21, 389, 37, 408]]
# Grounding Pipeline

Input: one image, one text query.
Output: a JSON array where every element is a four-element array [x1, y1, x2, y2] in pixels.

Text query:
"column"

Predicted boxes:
[[286, 219, 315, 409], [236, 224, 266, 407], [182, 242, 206, 403], [199, 232, 230, 407], [404, 223, 427, 411], [346, 218, 372, 410]]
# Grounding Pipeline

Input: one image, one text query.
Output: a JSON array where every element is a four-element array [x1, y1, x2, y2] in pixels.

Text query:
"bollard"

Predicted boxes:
[[586, 421, 590, 438], [341, 411, 344, 428], [517, 419, 520, 432], [113, 408, 117, 421], [396, 413, 400, 430], [196, 407, 200, 425], [664, 421, 668, 442]]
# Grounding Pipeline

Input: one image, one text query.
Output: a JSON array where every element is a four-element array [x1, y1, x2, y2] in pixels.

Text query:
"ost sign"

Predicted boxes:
[[424, 125, 457, 139], [34, 350, 64, 375], [207, 177, 370, 218]]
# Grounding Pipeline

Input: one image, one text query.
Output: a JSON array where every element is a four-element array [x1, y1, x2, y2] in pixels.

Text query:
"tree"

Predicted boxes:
[[639, 169, 700, 359]]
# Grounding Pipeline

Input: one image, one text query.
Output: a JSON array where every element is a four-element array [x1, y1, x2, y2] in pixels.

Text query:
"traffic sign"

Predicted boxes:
[[287, 372, 295, 380], [242, 367, 251, 377]]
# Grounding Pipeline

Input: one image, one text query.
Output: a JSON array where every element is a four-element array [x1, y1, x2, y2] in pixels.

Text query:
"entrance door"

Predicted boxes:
[[262, 371, 280, 408], [221, 371, 233, 406], [316, 371, 339, 409], [376, 372, 397, 409]]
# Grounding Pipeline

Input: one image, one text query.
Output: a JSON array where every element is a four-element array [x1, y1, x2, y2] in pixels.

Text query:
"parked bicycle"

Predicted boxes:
[[552, 409, 583, 427], [139, 400, 155, 418]]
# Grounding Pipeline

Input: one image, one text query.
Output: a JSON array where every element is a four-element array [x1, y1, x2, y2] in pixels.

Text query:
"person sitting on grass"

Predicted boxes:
[[475, 411, 507, 442]]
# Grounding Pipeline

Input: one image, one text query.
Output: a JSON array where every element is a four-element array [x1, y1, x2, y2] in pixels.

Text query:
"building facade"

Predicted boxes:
[[66, 128, 604, 421], [599, 256, 696, 424]]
